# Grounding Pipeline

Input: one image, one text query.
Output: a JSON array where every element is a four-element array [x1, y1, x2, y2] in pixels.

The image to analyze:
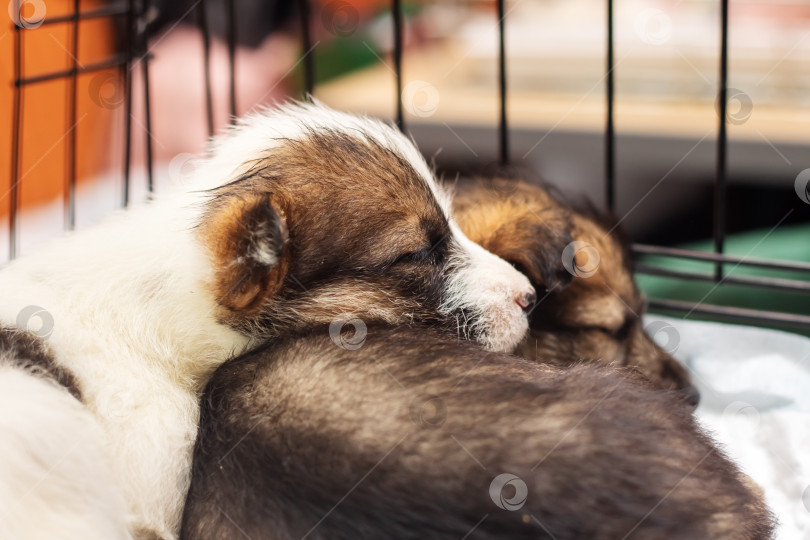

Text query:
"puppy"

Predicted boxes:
[[452, 178, 699, 405], [181, 325, 775, 539], [0, 103, 534, 539]]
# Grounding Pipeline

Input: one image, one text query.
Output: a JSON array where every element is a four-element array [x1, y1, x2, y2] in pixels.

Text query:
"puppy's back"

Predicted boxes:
[[182, 327, 774, 540]]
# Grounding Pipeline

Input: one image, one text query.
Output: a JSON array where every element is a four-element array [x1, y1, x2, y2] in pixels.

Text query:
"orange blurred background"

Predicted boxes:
[[1, 0, 119, 222]]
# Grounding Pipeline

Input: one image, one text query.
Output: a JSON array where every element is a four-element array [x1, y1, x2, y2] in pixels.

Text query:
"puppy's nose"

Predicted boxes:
[[681, 384, 701, 409], [516, 289, 537, 312]]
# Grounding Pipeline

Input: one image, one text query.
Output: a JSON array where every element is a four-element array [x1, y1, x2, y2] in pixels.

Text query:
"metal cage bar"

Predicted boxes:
[[122, 0, 135, 207], [226, 0, 237, 119], [4, 1, 809, 332], [65, 0, 81, 230], [497, 0, 508, 165], [649, 299, 810, 331], [713, 0, 730, 281], [36, 2, 130, 26], [605, 0, 615, 211], [392, 0, 404, 131], [635, 264, 810, 294], [139, 0, 154, 194], [9, 1, 23, 260], [15, 55, 128, 86], [634, 244, 810, 273], [197, 0, 214, 138]]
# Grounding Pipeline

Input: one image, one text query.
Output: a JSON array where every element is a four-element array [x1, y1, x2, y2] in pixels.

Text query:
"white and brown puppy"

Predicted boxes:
[[0, 103, 534, 540]]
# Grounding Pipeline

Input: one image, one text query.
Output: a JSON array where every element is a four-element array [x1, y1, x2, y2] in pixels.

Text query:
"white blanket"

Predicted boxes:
[[646, 315, 810, 539]]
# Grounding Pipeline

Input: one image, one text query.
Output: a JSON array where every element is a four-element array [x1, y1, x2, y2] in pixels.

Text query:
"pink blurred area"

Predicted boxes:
[[129, 25, 300, 163]]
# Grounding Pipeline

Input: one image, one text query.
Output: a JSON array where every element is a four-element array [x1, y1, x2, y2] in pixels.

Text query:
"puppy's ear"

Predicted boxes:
[[203, 193, 289, 313], [490, 222, 574, 293]]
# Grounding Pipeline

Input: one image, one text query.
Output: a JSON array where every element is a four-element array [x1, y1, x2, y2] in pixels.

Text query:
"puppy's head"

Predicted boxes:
[[454, 179, 699, 406], [197, 103, 534, 352], [453, 178, 575, 292]]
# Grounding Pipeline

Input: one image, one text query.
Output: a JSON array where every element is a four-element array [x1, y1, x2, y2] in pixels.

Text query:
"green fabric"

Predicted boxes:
[[637, 223, 810, 335]]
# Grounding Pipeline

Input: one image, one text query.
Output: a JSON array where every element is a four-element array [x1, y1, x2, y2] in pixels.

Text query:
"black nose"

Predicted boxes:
[[681, 385, 700, 408], [521, 291, 537, 312]]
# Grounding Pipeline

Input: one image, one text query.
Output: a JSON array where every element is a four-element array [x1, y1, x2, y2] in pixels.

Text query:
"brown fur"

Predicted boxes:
[[453, 178, 575, 292], [198, 131, 464, 342], [0, 327, 81, 400], [181, 325, 775, 539], [452, 178, 698, 404], [202, 194, 290, 313]]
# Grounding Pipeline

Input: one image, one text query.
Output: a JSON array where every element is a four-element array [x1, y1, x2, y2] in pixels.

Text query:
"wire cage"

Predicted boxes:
[[4, 0, 810, 332]]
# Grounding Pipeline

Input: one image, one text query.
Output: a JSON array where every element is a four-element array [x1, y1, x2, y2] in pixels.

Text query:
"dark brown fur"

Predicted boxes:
[[0, 327, 81, 400], [181, 325, 774, 539], [452, 178, 698, 404], [199, 131, 461, 341]]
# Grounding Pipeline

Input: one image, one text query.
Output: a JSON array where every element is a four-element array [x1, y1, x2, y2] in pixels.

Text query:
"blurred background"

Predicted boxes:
[[2, 0, 809, 326]]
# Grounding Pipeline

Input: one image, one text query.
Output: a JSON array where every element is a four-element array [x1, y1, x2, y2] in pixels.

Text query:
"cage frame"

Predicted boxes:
[[6, 0, 810, 331]]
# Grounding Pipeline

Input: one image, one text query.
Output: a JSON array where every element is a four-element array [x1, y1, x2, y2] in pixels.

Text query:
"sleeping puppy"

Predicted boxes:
[[0, 103, 534, 539], [452, 178, 699, 406], [181, 325, 775, 539]]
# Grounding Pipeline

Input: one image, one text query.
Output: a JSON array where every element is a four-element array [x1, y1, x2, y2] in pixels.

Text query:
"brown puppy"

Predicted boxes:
[[181, 325, 774, 539], [452, 178, 699, 405]]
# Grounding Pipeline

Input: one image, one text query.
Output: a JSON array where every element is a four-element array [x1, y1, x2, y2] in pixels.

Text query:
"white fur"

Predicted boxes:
[[0, 196, 248, 538], [0, 101, 532, 538], [443, 223, 533, 352], [0, 368, 130, 540]]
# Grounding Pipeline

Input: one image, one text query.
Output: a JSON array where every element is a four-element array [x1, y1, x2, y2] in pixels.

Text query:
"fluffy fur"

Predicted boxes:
[[452, 177, 698, 404], [181, 325, 775, 539], [0, 102, 533, 539], [0, 330, 129, 540]]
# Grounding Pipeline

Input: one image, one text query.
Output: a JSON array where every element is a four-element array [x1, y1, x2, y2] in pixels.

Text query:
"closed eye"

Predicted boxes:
[[596, 316, 636, 339], [391, 248, 431, 266], [389, 234, 448, 267], [536, 319, 630, 338]]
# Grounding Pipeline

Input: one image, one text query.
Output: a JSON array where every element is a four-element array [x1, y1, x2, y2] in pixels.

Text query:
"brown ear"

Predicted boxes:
[[488, 221, 574, 293], [203, 193, 289, 313]]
